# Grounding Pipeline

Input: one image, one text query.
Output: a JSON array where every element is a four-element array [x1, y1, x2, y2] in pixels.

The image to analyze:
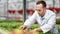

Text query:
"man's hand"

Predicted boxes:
[[19, 25, 27, 30], [27, 28, 42, 34], [26, 29, 38, 34], [33, 28, 42, 32], [26, 30, 34, 34]]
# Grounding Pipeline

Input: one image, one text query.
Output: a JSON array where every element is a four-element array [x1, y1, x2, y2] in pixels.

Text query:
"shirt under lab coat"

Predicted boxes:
[[24, 9, 58, 33]]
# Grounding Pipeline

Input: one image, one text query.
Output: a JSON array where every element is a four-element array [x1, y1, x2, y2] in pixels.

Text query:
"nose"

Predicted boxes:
[[38, 11, 40, 14]]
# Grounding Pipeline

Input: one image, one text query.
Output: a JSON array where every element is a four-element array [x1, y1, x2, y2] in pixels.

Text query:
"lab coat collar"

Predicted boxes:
[[41, 10, 47, 19]]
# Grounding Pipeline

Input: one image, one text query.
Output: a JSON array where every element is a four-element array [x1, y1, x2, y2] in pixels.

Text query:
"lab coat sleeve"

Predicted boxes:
[[24, 12, 36, 27], [40, 14, 56, 33]]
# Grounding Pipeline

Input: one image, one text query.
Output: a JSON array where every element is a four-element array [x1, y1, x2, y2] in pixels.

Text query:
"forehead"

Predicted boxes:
[[36, 4, 43, 8]]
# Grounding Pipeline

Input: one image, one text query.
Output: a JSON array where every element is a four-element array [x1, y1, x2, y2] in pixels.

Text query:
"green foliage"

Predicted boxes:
[[0, 19, 60, 34], [56, 18, 60, 22], [0, 22, 23, 31]]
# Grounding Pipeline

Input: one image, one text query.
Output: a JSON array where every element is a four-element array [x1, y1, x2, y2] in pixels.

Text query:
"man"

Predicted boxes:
[[20, 1, 58, 34]]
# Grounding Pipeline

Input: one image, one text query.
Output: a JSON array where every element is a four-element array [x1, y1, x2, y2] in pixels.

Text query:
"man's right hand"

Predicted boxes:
[[19, 25, 27, 30]]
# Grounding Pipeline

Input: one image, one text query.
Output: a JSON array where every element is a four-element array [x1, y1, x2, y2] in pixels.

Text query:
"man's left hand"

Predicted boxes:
[[26, 29, 37, 34]]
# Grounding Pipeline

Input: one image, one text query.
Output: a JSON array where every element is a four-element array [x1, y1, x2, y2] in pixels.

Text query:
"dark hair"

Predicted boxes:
[[36, 1, 46, 7]]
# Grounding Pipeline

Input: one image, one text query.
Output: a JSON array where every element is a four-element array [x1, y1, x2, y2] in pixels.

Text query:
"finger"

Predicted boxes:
[[20, 26, 25, 30], [27, 30, 34, 34], [19, 26, 23, 30]]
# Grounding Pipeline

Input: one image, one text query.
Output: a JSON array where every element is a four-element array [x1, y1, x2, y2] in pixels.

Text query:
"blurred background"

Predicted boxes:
[[0, 0, 60, 34]]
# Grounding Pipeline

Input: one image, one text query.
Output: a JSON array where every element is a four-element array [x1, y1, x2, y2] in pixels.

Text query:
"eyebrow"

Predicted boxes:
[[36, 9, 41, 11]]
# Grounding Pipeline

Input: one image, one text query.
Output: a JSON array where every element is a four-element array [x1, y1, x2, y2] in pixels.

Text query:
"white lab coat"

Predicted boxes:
[[24, 9, 58, 33]]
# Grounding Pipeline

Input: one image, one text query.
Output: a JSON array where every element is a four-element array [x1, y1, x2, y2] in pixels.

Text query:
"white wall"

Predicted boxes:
[[0, 0, 60, 18], [0, 0, 7, 17]]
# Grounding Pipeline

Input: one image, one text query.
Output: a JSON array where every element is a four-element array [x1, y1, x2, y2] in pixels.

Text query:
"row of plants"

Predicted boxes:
[[0, 22, 23, 31], [56, 18, 60, 24], [0, 22, 60, 32], [0, 18, 60, 23], [0, 19, 60, 34]]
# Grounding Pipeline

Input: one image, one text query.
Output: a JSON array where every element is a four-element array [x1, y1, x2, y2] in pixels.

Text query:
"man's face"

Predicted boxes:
[[36, 4, 45, 16]]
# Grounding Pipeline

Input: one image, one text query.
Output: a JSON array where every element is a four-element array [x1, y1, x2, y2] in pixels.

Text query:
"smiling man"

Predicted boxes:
[[20, 1, 59, 34]]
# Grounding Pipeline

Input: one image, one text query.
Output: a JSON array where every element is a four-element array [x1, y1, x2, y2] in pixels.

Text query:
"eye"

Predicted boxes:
[[38, 10, 41, 11], [36, 9, 41, 11]]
